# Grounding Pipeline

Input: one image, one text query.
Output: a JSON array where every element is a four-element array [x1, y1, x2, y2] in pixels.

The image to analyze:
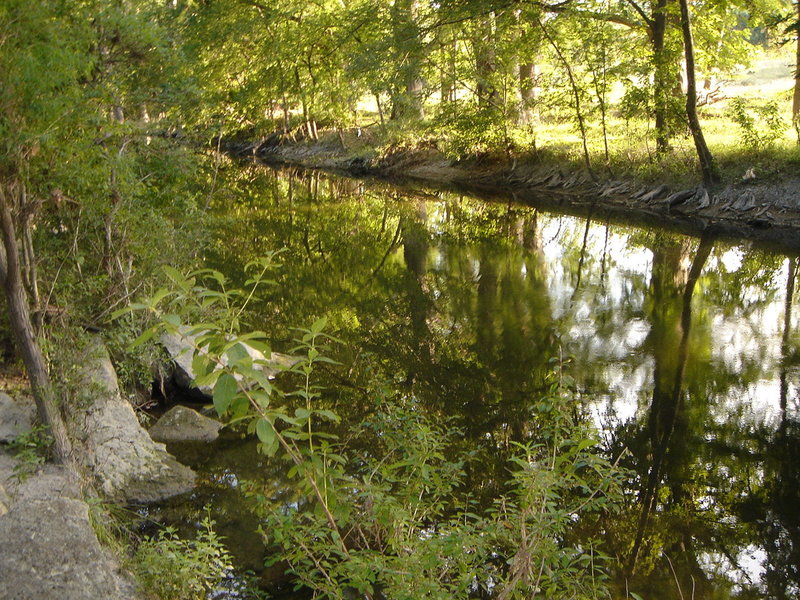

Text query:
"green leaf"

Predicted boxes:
[[226, 343, 251, 366], [316, 409, 340, 423], [250, 390, 271, 408], [310, 316, 327, 333], [256, 419, 279, 456], [163, 265, 186, 287], [149, 287, 172, 309], [213, 373, 238, 416], [194, 369, 222, 388], [314, 356, 341, 365], [163, 313, 181, 328], [129, 327, 157, 350], [110, 306, 134, 320], [192, 353, 212, 378], [237, 365, 272, 393]]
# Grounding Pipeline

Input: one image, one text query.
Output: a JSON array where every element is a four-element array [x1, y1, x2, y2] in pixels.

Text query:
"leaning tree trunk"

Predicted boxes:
[[677, 0, 720, 186], [0, 184, 72, 464]]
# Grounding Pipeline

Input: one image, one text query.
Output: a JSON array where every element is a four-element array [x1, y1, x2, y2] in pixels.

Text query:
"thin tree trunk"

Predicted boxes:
[[0, 185, 72, 464], [375, 94, 385, 125], [538, 16, 594, 177], [678, 0, 720, 186], [793, 2, 800, 121]]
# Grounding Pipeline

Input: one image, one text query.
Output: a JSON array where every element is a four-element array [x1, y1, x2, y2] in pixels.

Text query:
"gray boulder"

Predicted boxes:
[[0, 450, 139, 599], [0, 392, 36, 442], [70, 339, 195, 503], [149, 405, 222, 443], [160, 326, 299, 399]]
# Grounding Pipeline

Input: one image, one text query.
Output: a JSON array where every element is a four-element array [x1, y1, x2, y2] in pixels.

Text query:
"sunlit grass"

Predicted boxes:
[[287, 50, 800, 188]]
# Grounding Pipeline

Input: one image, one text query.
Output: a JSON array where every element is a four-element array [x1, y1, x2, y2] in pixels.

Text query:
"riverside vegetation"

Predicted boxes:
[[118, 259, 629, 599], [2, 0, 800, 598]]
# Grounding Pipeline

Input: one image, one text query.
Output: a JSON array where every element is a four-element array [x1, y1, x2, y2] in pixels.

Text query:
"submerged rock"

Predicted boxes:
[[0, 450, 139, 599], [71, 339, 195, 503], [148, 405, 222, 443], [160, 326, 299, 399], [0, 392, 36, 443]]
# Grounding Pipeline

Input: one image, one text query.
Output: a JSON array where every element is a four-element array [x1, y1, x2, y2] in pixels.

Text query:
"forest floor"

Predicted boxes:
[[227, 130, 800, 253]]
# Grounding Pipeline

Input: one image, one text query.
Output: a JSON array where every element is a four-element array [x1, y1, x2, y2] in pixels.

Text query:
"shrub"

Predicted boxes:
[[133, 514, 233, 600], [728, 97, 786, 151]]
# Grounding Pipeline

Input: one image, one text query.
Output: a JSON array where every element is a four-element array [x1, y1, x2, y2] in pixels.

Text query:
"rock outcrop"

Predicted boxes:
[[0, 450, 139, 600], [160, 326, 298, 399], [0, 392, 35, 443], [148, 405, 222, 443], [71, 339, 195, 503]]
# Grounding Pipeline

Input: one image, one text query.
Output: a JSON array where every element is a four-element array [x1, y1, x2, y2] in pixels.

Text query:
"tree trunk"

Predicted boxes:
[[677, 0, 720, 186], [0, 184, 72, 464], [517, 62, 538, 125], [652, 0, 671, 153], [538, 16, 594, 177], [474, 15, 498, 106], [390, 0, 425, 121], [793, 3, 800, 121], [440, 37, 457, 105]]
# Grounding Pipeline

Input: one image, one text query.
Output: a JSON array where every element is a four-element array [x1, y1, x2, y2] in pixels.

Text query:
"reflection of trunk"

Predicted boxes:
[[476, 245, 498, 358], [766, 255, 800, 600], [571, 215, 593, 300], [522, 210, 543, 253], [677, 0, 719, 186], [401, 206, 432, 376], [628, 233, 713, 574], [600, 223, 610, 291], [780, 257, 796, 416]]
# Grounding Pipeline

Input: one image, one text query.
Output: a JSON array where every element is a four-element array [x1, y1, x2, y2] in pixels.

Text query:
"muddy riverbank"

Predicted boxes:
[[227, 133, 800, 252]]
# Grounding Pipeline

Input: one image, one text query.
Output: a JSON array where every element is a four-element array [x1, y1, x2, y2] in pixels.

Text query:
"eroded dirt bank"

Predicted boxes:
[[227, 135, 800, 253]]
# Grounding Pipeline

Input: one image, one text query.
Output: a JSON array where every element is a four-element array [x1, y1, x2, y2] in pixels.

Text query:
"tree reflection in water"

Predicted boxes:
[[180, 164, 800, 598]]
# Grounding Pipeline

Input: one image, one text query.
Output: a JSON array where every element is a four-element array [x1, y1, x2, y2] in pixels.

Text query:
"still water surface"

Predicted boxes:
[[159, 164, 800, 599]]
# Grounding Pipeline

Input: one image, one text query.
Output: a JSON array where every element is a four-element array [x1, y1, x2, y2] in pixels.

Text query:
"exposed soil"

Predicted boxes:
[[227, 134, 800, 254]]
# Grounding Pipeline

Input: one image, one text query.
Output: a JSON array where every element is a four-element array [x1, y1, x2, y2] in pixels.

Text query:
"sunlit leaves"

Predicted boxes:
[[213, 372, 238, 415]]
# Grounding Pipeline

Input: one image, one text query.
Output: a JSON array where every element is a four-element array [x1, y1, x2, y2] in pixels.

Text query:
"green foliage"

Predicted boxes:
[[8, 424, 52, 481], [133, 513, 233, 600], [433, 102, 531, 159], [728, 97, 787, 150], [121, 259, 628, 599]]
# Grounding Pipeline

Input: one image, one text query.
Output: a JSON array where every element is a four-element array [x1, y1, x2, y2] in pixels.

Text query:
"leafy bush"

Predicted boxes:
[[133, 514, 233, 600], [120, 259, 628, 599], [728, 97, 786, 151], [433, 101, 531, 160]]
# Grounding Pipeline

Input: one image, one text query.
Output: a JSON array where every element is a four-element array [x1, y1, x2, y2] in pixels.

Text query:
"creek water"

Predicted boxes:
[[152, 163, 800, 599]]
